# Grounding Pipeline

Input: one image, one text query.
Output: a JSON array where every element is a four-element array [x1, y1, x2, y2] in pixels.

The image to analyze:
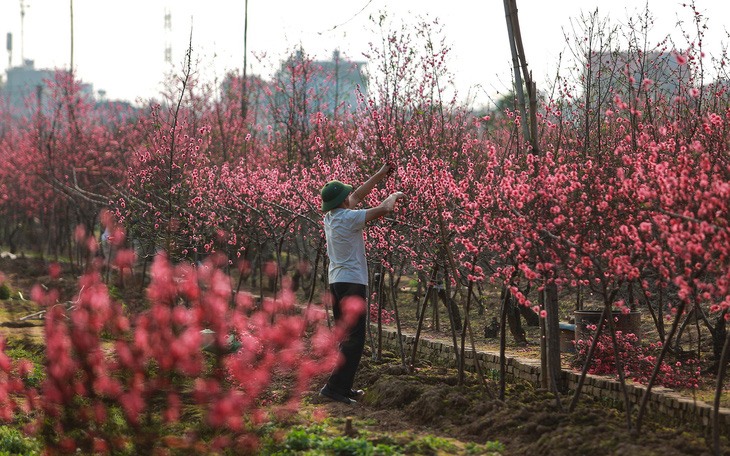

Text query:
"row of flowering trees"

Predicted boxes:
[[1, 5, 730, 452]]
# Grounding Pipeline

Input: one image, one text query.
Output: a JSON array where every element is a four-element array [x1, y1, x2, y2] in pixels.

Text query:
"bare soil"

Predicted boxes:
[[1, 255, 729, 455], [308, 351, 727, 455]]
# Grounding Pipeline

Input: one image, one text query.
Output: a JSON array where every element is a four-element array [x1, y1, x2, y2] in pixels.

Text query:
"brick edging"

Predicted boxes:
[[374, 325, 730, 433]]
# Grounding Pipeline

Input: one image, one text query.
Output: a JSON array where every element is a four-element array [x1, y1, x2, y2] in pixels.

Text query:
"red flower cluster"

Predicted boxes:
[[572, 332, 702, 389], [0, 248, 340, 453]]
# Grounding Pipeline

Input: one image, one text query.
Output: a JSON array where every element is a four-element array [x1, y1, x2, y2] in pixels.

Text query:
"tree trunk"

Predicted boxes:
[[432, 285, 440, 331], [376, 267, 384, 361], [438, 288, 462, 332], [604, 299, 632, 430], [458, 280, 474, 385], [712, 325, 730, 455], [499, 285, 509, 401], [636, 300, 687, 431], [410, 266, 439, 372], [519, 302, 540, 326], [711, 312, 728, 374], [505, 287, 527, 344], [388, 270, 407, 367], [539, 300, 548, 389], [544, 281, 564, 395], [569, 305, 609, 412], [441, 278, 462, 374]]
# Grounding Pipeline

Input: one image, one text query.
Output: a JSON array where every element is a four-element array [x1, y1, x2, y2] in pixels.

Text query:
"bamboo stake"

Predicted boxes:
[[636, 300, 687, 431], [388, 270, 407, 367], [539, 290, 548, 389], [499, 285, 509, 401], [458, 280, 474, 385], [569, 305, 610, 412], [507, 0, 539, 153], [410, 265, 439, 372], [604, 301, 632, 430], [712, 326, 730, 455], [503, 0, 529, 146]]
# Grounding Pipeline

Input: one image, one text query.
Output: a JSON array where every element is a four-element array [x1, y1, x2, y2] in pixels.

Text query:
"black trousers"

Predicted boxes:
[[326, 282, 367, 394]]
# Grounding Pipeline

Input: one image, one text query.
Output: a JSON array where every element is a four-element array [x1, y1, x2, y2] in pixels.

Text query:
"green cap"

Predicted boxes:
[[320, 180, 353, 212]]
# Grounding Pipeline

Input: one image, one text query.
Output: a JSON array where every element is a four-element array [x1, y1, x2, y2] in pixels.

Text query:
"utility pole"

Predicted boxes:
[[70, 0, 74, 73], [6, 33, 11, 69], [241, 0, 249, 120], [164, 8, 172, 64], [19, 0, 26, 63]]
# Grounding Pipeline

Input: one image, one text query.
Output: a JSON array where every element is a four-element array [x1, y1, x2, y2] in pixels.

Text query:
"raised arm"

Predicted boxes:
[[349, 163, 392, 208], [365, 192, 405, 223]]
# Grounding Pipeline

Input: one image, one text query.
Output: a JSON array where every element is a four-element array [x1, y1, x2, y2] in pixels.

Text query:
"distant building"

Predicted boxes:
[[3, 59, 54, 106], [313, 50, 368, 110], [588, 50, 691, 100], [3, 59, 93, 108], [274, 49, 368, 115]]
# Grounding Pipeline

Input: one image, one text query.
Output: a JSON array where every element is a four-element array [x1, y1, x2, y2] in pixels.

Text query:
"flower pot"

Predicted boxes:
[[559, 322, 576, 352], [574, 309, 642, 344]]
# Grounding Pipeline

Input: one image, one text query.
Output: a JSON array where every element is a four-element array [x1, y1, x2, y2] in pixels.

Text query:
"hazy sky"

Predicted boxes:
[[1, 0, 729, 108]]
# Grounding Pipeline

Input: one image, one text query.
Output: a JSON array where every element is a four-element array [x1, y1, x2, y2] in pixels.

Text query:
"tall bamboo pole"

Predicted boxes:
[[502, 0, 529, 145], [506, 0, 539, 153]]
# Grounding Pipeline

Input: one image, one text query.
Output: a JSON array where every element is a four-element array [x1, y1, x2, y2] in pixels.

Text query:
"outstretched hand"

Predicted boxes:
[[383, 191, 406, 212], [365, 191, 406, 222], [379, 162, 396, 177]]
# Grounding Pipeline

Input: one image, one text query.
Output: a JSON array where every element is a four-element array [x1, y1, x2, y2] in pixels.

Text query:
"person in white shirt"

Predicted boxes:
[[318, 163, 405, 404]]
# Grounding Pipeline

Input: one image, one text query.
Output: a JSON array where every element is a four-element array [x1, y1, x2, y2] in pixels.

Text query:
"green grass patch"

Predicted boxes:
[[0, 426, 40, 456], [258, 423, 503, 456]]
